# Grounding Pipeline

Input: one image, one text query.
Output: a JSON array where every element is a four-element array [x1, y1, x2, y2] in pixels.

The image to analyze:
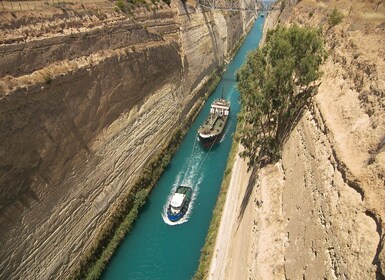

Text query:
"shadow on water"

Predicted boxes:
[[139, 198, 151, 214]]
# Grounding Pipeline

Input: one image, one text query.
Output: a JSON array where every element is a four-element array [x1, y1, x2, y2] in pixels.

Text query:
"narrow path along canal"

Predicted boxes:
[[102, 16, 265, 280]]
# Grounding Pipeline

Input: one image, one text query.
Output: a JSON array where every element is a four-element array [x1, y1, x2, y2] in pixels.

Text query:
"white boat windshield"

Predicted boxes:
[[171, 193, 185, 209]]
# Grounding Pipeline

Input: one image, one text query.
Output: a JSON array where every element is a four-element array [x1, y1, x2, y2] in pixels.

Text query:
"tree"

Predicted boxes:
[[236, 25, 326, 168]]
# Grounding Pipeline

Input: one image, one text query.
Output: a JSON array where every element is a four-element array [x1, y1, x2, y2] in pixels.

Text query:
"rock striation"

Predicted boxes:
[[0, 0, 254, 278], [249, 0, 385, 279]]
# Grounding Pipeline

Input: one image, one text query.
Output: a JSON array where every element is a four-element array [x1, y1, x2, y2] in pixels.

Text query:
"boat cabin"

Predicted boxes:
[[170, 193, 185, 212], [210, 101, 230, 117]]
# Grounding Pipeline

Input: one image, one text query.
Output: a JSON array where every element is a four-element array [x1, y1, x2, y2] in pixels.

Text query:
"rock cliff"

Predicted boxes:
[[0, 0, 254, 278], [251, 0, 385, 279]]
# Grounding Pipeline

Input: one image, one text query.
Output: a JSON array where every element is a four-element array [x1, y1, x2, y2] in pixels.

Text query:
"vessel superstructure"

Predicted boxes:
[[167, 185, 193, 222], [198, 98, 230, 147]]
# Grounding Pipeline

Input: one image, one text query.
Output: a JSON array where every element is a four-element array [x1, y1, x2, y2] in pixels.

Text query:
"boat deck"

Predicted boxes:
[[200, 114, 227, 135], [176, 186, 192, 199]]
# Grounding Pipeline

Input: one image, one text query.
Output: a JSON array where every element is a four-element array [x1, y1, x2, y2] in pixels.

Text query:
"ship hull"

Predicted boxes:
[[198, 97, 230, 148], [167, 211, 185, 222], [198, 116, 228, 148], [198, 131, 223, 148]]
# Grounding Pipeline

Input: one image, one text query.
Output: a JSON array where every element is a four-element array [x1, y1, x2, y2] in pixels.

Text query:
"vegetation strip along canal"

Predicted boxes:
[[101, 16, 265, 280]]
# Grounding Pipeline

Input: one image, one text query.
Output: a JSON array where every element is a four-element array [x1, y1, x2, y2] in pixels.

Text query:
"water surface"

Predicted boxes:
[[102, 16, 265, 280]]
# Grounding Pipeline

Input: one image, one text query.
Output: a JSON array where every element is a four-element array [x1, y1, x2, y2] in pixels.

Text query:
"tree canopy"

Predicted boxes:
[[236, 24, 326, 167]]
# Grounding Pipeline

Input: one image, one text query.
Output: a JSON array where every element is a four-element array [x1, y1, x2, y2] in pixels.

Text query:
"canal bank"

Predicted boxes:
[[205, 8, 282, 280], [101, 17, 265, 280]]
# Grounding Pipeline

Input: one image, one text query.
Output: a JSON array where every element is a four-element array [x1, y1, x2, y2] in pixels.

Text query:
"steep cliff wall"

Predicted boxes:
[[250, 0, 385, 279], [0, 1, 254, 278]]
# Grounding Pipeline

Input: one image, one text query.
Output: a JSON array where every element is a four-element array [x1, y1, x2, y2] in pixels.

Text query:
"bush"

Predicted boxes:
[[115, 0, 126, 12], [44, 74, 52, 85], [328, 8, 343, 27]]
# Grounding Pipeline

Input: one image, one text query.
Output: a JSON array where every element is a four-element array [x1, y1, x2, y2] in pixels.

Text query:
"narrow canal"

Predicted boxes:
[[102, 16, 265, 280]]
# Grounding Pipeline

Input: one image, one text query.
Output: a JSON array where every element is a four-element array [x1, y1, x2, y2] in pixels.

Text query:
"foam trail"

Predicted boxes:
[[162, 155, 205, 226], [227, 87, 235, 99]]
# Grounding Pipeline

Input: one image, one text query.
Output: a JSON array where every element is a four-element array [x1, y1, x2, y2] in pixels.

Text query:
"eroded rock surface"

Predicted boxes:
[[252, 0, 385, 279], [206, 1, 384, 279], [0, 0, 254, 278]]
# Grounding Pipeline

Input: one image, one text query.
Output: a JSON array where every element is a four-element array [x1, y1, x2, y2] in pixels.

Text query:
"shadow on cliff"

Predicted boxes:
[[277, 86, 321, 150], [236, 166, 257, 225], [365, 210, 385, 280], [202, 10, 219, 64], [181, 0, 191, 21]]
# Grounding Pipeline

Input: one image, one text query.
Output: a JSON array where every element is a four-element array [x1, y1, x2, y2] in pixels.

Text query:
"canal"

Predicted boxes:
[[102, 16, 265, 280]]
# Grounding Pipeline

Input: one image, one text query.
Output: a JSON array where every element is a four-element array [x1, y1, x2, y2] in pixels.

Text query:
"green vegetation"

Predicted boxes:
[[115, 0, 145, 12], [69, 69, 221, 280], [71, 149, 173, 280], [115, 0, 126, 12], [44, 74, 52, 85], [328, 8, 344, 27], [193, 128, 239, 280], [236, 25, 326, 167], [205, 74, 221, 99]]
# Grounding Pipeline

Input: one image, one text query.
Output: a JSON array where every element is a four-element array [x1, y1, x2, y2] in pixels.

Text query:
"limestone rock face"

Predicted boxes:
[[252, 0, 385, 279], [0, 1, 253, 278]]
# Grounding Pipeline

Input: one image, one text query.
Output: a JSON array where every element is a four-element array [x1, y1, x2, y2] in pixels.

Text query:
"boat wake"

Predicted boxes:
[[162, 151, 204, 226]]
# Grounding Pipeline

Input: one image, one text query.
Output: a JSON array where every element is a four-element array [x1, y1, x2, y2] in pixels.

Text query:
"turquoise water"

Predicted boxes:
[[102, 17, 265, 280]]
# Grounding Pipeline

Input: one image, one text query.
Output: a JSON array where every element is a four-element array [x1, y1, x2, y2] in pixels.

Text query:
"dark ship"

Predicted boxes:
[[198, 98, 230, 147]]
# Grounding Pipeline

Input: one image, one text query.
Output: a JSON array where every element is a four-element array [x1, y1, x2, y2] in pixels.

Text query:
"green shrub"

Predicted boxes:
[[115, 0, 126, 12], [328, 8, 343, 27], [44, 74, 52, 85]]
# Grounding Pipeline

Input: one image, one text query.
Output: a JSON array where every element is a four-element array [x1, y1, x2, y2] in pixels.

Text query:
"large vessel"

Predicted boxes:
[[198, 97, 230, 147], [167, 185, 193, 222]]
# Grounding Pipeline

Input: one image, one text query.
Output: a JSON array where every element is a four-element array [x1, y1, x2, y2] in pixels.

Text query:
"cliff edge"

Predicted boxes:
[[209, 0, 385, 279]]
